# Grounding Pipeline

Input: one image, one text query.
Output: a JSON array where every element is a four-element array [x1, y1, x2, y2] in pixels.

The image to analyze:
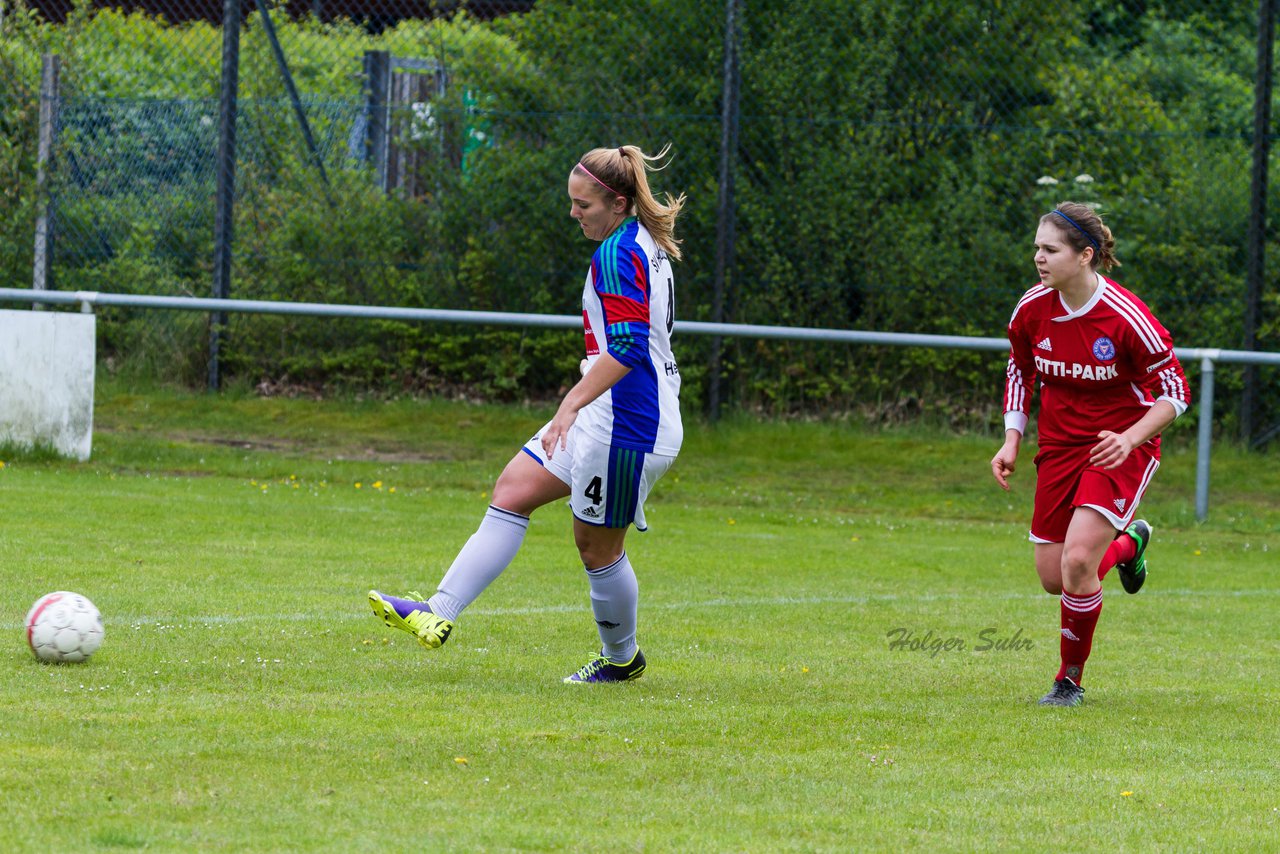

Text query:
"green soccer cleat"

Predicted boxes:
[[1116, 519, 1153, 595], [1038, 677, 1085, 707], [563, 648, 647, 684], [368, 589, 453, 649]]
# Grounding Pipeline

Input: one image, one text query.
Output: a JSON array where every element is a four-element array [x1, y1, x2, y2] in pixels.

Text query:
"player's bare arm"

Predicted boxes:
[[542, 353, 632, 458], [1090, 399, 1179, 470]]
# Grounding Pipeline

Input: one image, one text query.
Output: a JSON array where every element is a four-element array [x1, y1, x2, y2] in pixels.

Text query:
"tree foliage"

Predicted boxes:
[[0, 0, 1271, 425]]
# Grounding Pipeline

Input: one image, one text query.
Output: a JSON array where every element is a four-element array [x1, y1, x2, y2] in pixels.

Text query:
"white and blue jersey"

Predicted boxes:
[[577, 218, 682, 457]]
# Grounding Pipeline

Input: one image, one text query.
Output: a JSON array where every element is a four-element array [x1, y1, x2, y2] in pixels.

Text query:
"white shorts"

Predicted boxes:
[[521, 422, 675, 531]]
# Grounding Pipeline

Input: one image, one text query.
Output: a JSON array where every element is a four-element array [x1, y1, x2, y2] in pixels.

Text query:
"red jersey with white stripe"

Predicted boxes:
[[1004, 274, 1189, 450]]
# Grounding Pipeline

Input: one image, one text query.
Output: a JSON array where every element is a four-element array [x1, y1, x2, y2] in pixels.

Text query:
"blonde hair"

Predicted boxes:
[[574, 143, 687, 261], [1041, 201, 1121, 271]]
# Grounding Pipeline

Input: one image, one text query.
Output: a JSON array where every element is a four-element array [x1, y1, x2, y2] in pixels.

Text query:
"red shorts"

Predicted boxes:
[[1030, 443, 1160, 543]]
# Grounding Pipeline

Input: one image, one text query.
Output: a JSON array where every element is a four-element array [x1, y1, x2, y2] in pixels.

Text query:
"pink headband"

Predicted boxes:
[[576, 162, 623, 198]]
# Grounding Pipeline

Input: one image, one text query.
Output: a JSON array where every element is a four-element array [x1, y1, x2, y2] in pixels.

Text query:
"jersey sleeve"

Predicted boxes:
[[1003, 313, 1037, 434], [1131, 311, 1190, 418], [591, 244, 652, 369]]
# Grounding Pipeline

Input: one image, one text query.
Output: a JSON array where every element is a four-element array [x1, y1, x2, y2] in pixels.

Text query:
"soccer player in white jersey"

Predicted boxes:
[[990, 202, 1190, 707], [369, 144, 686, 684]]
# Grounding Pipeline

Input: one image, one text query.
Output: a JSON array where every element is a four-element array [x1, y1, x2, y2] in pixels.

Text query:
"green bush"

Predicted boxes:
[[2, 0, 1274, 431]]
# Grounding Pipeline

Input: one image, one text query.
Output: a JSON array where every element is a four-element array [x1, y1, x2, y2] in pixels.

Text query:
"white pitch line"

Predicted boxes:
[[3, 586, 1278, 631]]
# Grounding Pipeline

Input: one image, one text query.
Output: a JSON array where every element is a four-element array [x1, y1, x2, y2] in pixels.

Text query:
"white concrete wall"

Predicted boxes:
[[0, 309, 95, 461]]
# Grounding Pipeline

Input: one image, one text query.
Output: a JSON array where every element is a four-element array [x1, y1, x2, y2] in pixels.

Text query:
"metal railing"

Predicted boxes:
[[4, 286, 1278, 522]]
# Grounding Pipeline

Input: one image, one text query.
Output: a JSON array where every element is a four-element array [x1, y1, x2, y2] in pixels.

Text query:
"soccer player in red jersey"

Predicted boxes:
[[990, 202, 1190, 707]]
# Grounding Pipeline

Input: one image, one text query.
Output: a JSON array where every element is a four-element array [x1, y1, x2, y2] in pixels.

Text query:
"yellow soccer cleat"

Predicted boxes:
[[368, 590, 453, 649]]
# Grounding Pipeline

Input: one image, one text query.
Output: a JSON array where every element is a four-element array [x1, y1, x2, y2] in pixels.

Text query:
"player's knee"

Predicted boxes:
[[1060, 545, 1094, 577], [575, 542, 619, 569], [489, 476, 519, 510], [489, 484, 518, 513], [491, 473, 537, 516], [574, 531, 623, 569]]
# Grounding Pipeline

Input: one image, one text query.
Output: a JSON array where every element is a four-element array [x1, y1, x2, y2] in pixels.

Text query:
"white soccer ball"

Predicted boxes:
[[25, 591, 104, 663]]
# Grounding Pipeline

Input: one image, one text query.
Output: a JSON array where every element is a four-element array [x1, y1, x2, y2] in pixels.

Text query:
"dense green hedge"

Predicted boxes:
[[1, 0, 1275, 431]]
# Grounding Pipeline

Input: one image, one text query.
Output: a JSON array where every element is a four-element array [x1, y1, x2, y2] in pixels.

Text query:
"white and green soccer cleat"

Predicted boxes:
[[368, 590, 453, 649]]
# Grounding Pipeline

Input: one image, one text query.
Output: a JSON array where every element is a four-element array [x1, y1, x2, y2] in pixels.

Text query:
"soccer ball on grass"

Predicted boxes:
[[25, 591, 104, 663]]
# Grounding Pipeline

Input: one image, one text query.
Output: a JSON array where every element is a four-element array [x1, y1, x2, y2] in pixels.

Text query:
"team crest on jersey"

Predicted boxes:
[[1092, 336, 1117, 362]]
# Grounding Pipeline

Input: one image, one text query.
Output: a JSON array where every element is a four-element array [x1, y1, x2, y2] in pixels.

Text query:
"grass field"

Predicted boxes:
[[2, 382, 1278, 852]]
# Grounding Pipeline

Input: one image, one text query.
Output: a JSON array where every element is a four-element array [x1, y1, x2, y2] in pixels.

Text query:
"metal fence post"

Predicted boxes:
[[210, 0, 242, 391], [1195, 354, 1218, 522], [364, 50, 391, 192], [32, 53, 61, 306], [1242, 0, 1277, 442], [708, 0, 741, 422]]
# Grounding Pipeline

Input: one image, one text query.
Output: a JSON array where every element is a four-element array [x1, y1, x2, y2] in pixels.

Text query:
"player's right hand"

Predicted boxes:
[[990, 447, 1017, 491]]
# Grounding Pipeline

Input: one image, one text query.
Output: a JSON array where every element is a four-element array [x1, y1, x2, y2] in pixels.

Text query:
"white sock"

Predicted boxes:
[[586, 552, 639, 663], [428, 505, 529, 622]]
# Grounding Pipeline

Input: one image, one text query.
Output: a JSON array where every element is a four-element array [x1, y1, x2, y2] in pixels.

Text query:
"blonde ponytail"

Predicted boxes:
[[575, 143, 686, 261]]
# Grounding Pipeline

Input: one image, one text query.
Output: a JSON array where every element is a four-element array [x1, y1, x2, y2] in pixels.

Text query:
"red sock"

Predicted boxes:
[[1057, 588, 1103, 684], [1096, 533, 1136, 581]]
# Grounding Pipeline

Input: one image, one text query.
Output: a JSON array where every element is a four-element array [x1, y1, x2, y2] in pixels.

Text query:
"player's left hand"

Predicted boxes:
[[1090, 430, 1134, 469]]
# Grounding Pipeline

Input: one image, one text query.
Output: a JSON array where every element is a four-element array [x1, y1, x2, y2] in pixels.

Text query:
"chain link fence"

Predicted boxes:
[[1, 0, 1276, 441]]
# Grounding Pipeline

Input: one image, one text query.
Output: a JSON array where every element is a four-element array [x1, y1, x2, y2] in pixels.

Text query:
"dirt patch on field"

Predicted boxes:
[[190, 434, 445, 463], [97, 427, 447, 463]]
